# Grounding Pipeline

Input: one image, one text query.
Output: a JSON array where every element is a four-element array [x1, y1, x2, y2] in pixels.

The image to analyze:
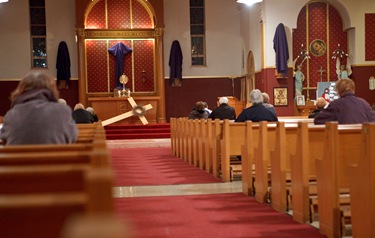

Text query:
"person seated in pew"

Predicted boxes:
[[0, 71, 77, 145], [308, 97, 327, 118], [86, 107, 99, 122], [188, 101, 210, 119], [314, 78, 375, 124], [262, 92, 276, 115], [202, 102, 212, 114], [208, 97, 236, 120], [72, 103, 95, 124], [235, 89, 278, 122]]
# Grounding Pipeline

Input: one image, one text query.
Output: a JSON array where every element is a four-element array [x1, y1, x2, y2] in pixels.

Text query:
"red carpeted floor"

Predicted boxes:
[[115, 193, 326, 238], [111, 146, 326, 238], [110, 147, 222, 186]]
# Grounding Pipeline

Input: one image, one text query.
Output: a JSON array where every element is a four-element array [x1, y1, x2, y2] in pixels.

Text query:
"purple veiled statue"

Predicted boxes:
[[273, 23, 289, 78]]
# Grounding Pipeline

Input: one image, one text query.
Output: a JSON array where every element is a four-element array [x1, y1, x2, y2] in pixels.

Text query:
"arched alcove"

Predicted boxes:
[[292, 1, 349, 100], [75, 0, 166, 123]]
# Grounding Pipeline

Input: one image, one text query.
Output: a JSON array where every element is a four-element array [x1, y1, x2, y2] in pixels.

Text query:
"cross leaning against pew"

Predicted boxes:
[[101, 97, 153, 126]]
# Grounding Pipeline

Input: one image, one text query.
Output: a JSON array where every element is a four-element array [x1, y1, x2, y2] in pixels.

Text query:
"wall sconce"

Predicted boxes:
[[237, 0, 262, 6]]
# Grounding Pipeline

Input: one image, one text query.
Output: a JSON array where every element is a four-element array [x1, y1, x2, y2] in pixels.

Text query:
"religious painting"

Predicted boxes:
[[274, 87, 288, 106], [310, 39, 326, 57], [296, 95, 305, 106]]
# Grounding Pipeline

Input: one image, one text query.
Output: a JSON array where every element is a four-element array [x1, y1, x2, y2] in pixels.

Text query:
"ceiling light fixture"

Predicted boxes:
[[0, 0, 9, 3], [236, 0, 262, 6]]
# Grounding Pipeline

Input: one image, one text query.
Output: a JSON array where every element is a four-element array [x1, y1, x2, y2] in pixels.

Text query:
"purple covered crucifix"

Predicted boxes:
[[108, 42, 132, 89]]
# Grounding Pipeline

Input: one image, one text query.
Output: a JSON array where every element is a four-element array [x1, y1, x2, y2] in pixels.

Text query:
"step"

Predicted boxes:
[[106, 132, 171, 140], [105, 128, 170, 134]]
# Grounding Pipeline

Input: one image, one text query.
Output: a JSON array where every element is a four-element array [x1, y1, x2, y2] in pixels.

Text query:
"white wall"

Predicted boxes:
[[0, 0, 77, 80], [163, 0, 242, 78]]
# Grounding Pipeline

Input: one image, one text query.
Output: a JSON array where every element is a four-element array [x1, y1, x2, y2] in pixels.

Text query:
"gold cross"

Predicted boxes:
[[101, 97, 153, 126]]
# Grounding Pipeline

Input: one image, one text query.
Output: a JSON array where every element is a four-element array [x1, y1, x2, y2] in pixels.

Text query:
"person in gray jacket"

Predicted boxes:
[[0, 71, 77, 145]]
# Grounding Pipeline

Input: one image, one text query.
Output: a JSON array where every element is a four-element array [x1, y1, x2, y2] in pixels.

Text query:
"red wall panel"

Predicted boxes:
[[107, 0, 131, 29], [86, 40, 109, 93], [365, 14, 375, 61], [133, 40, 154, 92], [86, 0, 106, 29]]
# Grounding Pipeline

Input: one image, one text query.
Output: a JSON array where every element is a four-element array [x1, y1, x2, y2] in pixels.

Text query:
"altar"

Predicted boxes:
[[89, 97, 159, 124]]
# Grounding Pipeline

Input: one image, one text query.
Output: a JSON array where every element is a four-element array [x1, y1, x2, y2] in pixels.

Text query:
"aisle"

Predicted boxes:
[[107, 139, 326, 238]]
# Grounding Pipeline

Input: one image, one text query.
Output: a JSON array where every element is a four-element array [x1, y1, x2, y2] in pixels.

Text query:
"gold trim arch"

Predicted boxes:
[[75, 0, 166, 123]]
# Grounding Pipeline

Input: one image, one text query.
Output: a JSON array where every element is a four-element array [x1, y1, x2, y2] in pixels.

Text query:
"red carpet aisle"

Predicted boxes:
[[115, 194, 325, 238], [110, 147, 222, 186], [110, 143, 326, 238]]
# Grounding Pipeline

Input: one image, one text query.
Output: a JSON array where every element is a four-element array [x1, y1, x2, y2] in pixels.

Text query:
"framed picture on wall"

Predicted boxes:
[[274, 87, 288, 106], [296, 95, 305, 105]]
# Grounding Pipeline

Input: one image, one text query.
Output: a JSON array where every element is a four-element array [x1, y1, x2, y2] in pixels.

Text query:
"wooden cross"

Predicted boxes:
[[317, 66, 326, 82], [101, 97, 153, 126]]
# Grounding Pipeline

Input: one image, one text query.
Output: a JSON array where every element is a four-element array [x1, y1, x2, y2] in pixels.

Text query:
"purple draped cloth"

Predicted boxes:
[[108, 42, 132, 89], [273, 23, 289, 77], [56, 41, 71, 87], [169, 40, 183, 86]]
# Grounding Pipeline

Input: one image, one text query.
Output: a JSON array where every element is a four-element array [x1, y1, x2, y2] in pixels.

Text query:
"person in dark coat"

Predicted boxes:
[[72, 103, 94, 124], [86, 107, 99, 122], [308, 97, 327, 118], [314, 79, 375, 124], [208, 97, 236, 120], [0, 71, 77, 145], [235, 89, 278, 122], [188, 101, 209, 119]]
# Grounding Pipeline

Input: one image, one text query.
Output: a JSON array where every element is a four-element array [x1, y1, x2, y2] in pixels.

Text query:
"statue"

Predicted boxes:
[[294, 65, 305, 96]]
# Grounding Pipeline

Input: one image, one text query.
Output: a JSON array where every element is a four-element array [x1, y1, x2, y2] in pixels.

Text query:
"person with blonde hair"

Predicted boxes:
[[314, 79, 375, 124], [308, 97, 327, 118], [0, 71, 77, 145]]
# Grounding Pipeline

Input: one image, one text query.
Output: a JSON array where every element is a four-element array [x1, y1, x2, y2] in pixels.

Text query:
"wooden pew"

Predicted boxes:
[[241, 121, 256, 195], [241, 119, 312, 201], [210, 119, 222, 178], [0, 149, 110, 167], [0, 165, 114, 238], [180, 118, 187, 160], [253, 121, 277, 203], [315, 122, 362, 238], [0, 121, 114, 238], [170, 117, 177, 155], [193, 119, 204, 169], [349, 123, 375, 238], [290, 122, 325, 223], [220, 120, 246, 182], [270, 121, 299, 213]]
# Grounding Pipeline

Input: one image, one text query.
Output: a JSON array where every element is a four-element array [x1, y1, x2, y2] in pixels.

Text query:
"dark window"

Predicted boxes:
[[29, 0, 47, 68], [190, 0, 205, 66]]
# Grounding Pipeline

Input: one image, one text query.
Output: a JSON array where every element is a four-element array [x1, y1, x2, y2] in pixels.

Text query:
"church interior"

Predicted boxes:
[[0, 0, 374, 237]]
